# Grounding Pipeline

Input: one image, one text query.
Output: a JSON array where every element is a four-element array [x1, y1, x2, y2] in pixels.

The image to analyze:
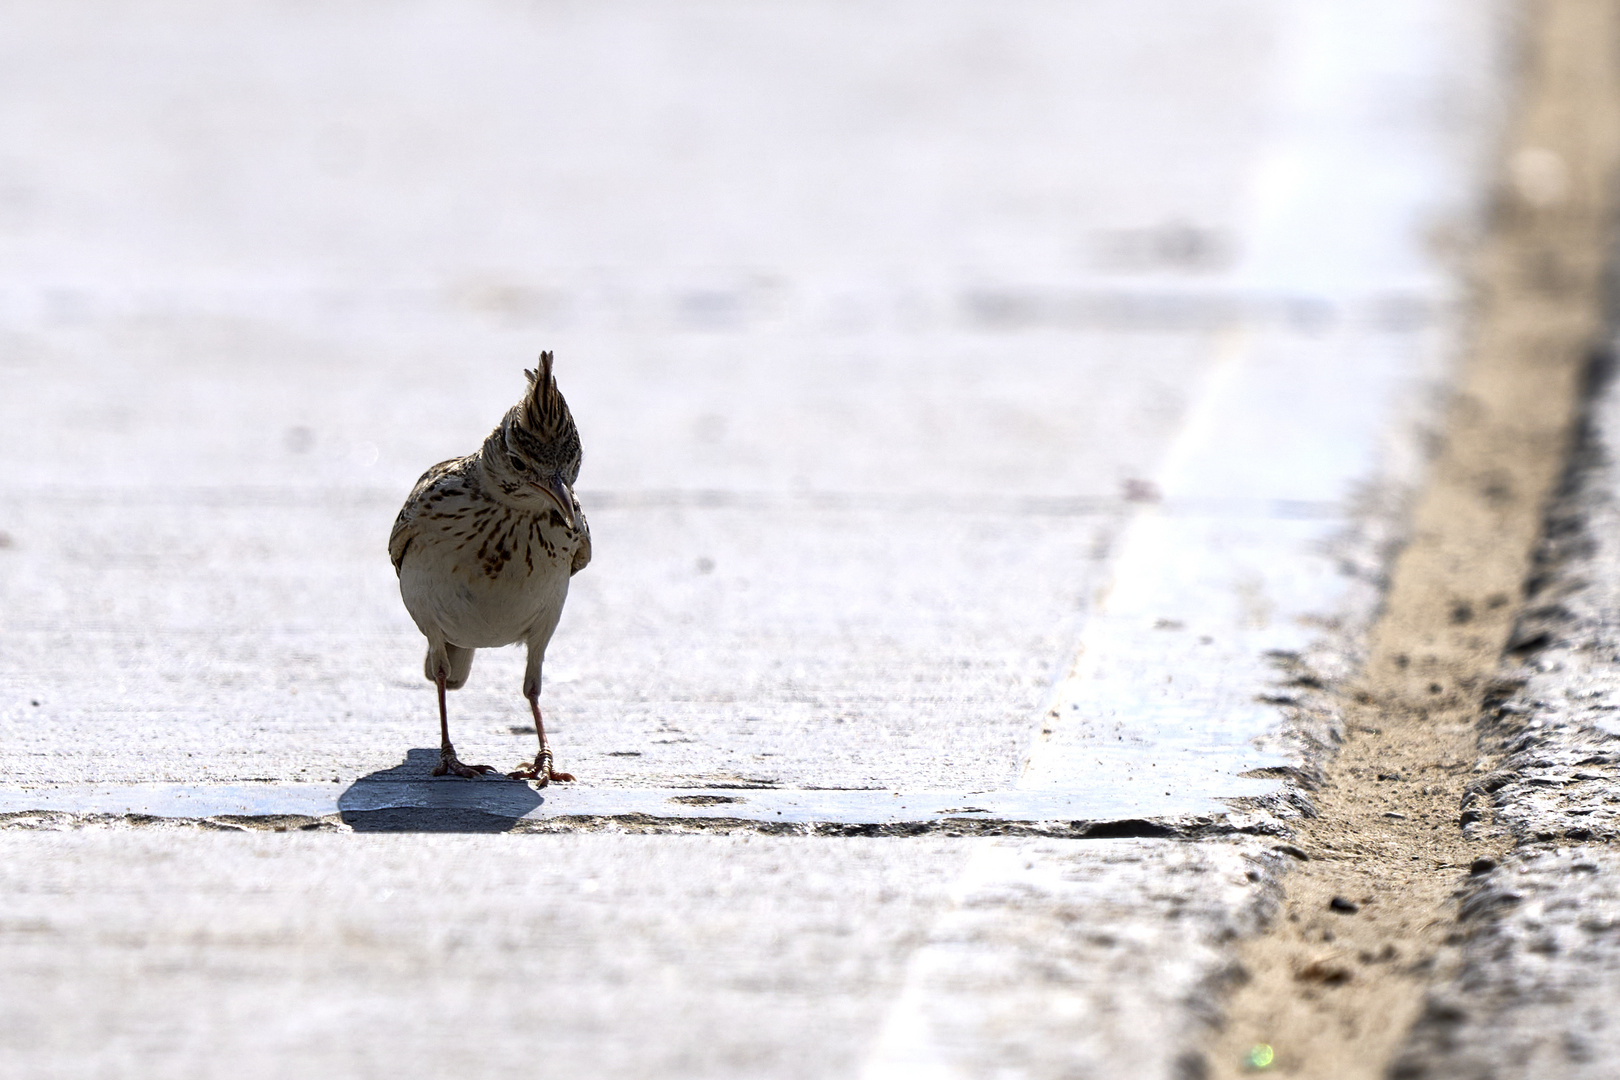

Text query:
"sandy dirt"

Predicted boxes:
[[1206, 1, 1620, 1076]]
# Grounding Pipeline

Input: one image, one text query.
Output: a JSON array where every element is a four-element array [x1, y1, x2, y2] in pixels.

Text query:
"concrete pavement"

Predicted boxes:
[[0, 1, 1554, 1077]]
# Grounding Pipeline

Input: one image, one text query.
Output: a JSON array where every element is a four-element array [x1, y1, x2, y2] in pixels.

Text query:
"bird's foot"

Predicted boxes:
[[432, 747, 496, 779], [509, 747, 575, 788]]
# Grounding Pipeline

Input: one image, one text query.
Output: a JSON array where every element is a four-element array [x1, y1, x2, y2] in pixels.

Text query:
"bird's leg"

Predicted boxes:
[[510, 691, 575, 786], [430, 670, 495, 779]]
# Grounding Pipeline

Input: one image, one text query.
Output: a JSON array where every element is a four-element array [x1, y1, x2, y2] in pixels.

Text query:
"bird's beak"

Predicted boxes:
[[532, 474, 581, 531]]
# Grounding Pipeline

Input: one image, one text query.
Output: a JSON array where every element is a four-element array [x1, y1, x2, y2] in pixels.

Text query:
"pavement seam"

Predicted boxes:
[[1205, 2, 1620, 1077], [0, 806, 1286, 839]]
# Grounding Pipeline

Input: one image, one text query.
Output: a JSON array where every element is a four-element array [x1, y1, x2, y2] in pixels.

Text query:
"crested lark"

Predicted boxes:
[[388, 352, 591, 786]]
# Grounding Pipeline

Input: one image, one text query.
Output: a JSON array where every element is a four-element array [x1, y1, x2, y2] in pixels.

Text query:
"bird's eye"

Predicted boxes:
[[508, 454, 529, 472]]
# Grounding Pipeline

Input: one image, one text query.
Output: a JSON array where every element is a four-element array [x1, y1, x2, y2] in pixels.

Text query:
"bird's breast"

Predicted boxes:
[[398, 502, 578, 648]]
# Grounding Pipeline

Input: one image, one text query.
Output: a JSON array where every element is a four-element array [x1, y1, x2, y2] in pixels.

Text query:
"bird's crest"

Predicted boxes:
[[517, 351, 572, 439]]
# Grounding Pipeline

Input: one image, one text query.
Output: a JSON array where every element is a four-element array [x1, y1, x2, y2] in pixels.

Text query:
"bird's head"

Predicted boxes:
[[482, 351, 583, 528]]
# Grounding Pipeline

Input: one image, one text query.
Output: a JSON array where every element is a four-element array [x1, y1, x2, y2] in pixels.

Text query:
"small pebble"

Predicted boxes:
[[1329, 896, 1360, 914]]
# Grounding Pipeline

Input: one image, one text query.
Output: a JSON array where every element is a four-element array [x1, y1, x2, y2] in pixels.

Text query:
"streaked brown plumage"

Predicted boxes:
[[388, 352, 590, 785]]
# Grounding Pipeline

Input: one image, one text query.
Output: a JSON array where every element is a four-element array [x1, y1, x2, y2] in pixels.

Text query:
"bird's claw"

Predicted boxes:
[[509, 748, 575, 787], [433, 748, 496, 779]]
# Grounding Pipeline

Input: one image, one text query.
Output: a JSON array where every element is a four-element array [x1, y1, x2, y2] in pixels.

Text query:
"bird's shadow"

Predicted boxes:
[[337, 748, 542, 833]]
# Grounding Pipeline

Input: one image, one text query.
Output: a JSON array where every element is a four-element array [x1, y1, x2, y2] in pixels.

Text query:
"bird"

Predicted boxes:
[[388, 352, 591, 786]]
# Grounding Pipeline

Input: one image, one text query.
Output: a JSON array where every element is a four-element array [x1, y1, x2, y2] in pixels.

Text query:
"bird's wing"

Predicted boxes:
[[570, 496, 592, 576], [388, 457, 467, 575]]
